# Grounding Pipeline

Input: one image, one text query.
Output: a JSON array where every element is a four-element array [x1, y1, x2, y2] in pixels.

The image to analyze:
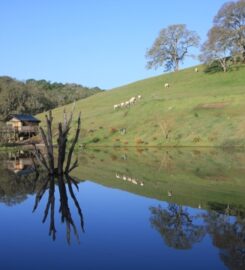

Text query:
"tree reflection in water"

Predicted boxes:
[[204, 211, 245, 270], [33, 174, 84, 244], [149, 203, 205, 249], [150, 203, 245, 269]]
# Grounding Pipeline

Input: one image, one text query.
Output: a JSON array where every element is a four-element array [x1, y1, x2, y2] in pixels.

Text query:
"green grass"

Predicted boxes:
[[38, 64, 245, 146]]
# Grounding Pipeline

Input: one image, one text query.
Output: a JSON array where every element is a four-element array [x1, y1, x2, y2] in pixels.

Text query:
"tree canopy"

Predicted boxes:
[[214, 0, 245, 60], [146, 24, 200, 72], [200, 0, 245, 71], [0, 76, 103, 120]]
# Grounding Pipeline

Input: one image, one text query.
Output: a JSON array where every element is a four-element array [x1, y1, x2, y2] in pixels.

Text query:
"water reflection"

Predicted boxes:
[[33, 174, 84, 244], [5, 150, 37, 176], [0, 151, 39, 206], [204, 210, 245, 270], [150, 204, 205, 249], [150, 202, 245, 269], [0, 151, 85, 244], [0, 148, 245, 269]]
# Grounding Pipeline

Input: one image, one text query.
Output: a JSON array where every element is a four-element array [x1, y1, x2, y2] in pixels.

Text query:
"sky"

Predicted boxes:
[[0, 0, 229, 89]]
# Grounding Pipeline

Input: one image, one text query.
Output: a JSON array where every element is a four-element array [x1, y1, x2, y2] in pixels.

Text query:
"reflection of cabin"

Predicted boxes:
[[1, 114, 40, 142], [5, 151, 35, 175]]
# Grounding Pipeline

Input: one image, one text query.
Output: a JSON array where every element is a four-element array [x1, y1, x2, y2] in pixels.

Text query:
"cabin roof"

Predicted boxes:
[[6, 114, 41, 123]]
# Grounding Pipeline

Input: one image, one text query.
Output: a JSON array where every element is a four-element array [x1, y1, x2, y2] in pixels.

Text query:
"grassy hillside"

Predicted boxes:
[[38, 65, 245, 146]]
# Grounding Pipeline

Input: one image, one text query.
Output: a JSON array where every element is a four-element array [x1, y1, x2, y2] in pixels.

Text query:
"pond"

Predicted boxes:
[[0, 147, 245, 270]]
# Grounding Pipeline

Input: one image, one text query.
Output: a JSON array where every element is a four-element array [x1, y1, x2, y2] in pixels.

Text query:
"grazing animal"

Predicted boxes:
[[114, 104, 120, 110], [167, 191, 172, 197], [125, 100, 130, 108], [116, 173, 120, 179], [164, 83, 170, 88], [194, 67, 198, 72], [119, 128, 126, 135], [137, 95, 142, 100], [140, 182, 144, 186], [120, 102, 125, 108], [132, 179, 138, 185], [129, 96, 136, 105]]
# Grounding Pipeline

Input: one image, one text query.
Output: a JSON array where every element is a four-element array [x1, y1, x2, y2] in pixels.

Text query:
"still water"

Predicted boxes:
[[0, 148, 245, 270]]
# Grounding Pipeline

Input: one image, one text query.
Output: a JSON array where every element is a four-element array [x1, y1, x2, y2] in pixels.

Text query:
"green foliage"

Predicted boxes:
[[91, 137, 100, 143], [203, 60, 225, 74], [0, 76, 103, 120], [200, 0, 245, 70]]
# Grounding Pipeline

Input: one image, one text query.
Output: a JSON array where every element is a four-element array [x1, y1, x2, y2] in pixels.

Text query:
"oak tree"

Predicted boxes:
[[146, 24, 200, 72]]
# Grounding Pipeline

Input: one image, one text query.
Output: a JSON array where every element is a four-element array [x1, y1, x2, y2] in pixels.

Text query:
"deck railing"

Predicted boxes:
[[0, 126, 39, 133]]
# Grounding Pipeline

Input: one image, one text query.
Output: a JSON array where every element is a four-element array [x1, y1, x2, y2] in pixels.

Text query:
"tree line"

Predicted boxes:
[[0, 76, 103, 120], [146, 0, 245, 73]]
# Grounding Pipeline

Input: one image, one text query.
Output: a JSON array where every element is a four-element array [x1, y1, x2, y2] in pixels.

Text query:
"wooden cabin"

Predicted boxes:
[[1, 114, 41, 142]]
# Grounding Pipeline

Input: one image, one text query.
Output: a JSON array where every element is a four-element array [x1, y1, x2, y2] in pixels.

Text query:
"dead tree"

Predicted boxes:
[[34, 105, 81, 176]]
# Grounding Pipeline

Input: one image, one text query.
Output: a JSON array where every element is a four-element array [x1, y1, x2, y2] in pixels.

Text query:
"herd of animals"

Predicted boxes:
[[112, 81, 173, 110], [112, 68, 200, 196], [113, 68, 199, 111], [113, 95, 142, 110], [115, 173, 144, 186], [115, 172, 175, 198]]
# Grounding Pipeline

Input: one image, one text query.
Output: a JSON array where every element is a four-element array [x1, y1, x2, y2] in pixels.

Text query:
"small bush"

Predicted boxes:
[[135, 138, 144, 144], [208, 136, 216, 142], [115, 138, 120, 142], [99, 126, 104, 129], [123, 111, 128, 117], [110, 127, 117, 134], [111, 154, 117, 160], [153, 137, 157, 141], [175, 134, 182, 140], [193, 137, 201, 143], [91, 137, 100, 143], [204, 60, 227, 74]]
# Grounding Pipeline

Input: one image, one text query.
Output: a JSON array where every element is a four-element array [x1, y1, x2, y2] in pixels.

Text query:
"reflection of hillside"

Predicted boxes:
[[73, 147, 245, 210]]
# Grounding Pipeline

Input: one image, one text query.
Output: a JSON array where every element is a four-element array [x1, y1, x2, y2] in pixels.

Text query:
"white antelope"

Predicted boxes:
[[164, 83, 170, 88]]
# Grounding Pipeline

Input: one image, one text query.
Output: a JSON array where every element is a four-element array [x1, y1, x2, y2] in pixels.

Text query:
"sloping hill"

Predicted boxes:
[[38, 65, 245, 146]]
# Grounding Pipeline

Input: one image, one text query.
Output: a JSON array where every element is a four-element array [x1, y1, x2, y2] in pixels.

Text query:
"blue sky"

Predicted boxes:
[[0, 0, 228, 89]]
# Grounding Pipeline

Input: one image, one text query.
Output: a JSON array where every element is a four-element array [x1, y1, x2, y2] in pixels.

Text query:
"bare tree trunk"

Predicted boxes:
[[34, 105, 81, 176]]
